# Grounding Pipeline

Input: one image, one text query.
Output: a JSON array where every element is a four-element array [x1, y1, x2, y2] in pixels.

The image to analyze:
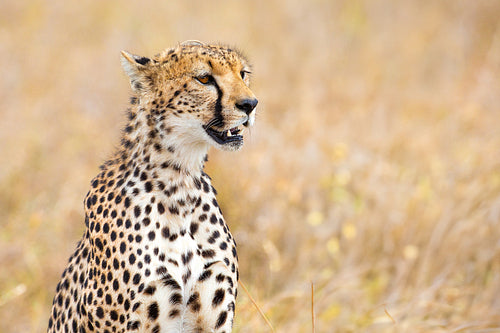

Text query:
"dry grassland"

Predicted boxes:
[[1, 1, 499, 332]]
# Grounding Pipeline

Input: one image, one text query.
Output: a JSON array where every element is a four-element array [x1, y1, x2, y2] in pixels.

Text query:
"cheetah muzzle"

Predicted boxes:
[[47, 41, 258, 333]]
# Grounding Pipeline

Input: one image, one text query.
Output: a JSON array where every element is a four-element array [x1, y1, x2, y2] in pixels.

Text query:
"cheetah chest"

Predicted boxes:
[[121, 186, 238, 330]]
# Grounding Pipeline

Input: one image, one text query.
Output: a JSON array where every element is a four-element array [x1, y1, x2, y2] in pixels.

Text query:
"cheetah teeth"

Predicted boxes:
[[227, 130, 232, 137]]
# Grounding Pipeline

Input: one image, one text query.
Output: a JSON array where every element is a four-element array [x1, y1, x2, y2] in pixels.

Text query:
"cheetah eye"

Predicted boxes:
[[240, 70, 249, 80], [196, 75, 213, 85]]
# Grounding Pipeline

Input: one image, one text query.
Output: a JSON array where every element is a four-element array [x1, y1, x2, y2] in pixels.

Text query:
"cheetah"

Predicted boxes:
[[47, 41, 258, 333]]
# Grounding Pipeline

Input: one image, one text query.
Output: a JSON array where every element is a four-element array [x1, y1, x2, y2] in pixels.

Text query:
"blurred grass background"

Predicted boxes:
[[1, 0, 500, 332]]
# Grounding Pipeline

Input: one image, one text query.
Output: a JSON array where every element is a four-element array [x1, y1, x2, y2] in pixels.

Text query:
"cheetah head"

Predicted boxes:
[[120, 41, 258, 152]]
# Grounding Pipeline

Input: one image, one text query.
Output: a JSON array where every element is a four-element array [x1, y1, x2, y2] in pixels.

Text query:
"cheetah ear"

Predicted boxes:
[[120, 50, 152, 92]]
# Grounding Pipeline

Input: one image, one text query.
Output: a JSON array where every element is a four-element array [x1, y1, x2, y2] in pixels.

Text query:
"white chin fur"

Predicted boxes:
[[216, 140, 243, 152], [247, 111, 255, 127]]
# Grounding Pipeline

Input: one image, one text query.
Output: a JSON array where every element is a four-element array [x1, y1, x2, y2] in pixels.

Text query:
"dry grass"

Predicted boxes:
[[1, 1, 500, 332]]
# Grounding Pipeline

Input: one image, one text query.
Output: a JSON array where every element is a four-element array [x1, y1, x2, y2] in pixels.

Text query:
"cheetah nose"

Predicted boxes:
[[235, 98, 258, 115]]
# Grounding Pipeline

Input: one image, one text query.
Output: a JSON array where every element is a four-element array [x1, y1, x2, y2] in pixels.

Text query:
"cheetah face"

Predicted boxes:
[[121, 42, 258, 152], [192, 67, 258, 151]]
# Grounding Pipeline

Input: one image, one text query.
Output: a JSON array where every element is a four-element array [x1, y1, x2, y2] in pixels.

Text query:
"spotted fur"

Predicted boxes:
[[47, 41, 258, 333]]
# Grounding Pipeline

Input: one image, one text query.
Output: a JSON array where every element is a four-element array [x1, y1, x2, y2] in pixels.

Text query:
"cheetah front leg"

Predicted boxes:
[[183, 261, 237, 333]]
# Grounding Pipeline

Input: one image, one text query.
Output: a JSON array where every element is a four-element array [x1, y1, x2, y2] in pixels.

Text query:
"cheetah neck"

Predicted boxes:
[[116, 97, 210, 177]]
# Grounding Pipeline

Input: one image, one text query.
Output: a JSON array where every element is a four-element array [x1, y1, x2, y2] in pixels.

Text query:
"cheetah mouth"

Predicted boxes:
[[205, 126, 243, 145]]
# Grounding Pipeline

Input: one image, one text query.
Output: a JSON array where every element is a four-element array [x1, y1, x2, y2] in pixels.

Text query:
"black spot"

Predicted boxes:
[[215, 311, 228, 329], [169, 309, 180, 318], [147, 302, 159, 320], [193, 177, 201, 189], [129, 254, 136, 265], [94, 238, 103, 251], [169, 205, 179, 215], [134, 205, 141, 217], [202, 249, 216, 258], [181, 251, 193, 265], [133, 273, 141, 285], [189, 294, 202, 313], [228, 301, 235, 312], [208, 230, 220, 244], [110, 310, 118, 320], [162, 276, 181, 290], [212, 289, 225, 307], [148, 231, 156, 240], [154, 143, 162, 152], [198, 270, 212, 281], [187, 292, 199, 306], [134, 82, 143, 90], [113, 258, 119, 270], [190, 223, 199, 236], [144, 285, 156, 295], [131, 302, 139, 312], [96, 306, 104, 318], [157, 203, 165, 214], [170, 293, 182, 305], [202, 181, 210, 193], [161, 226, 170, 238], [134, 56, 150, 65], [123, 270, 130, 283], [145, 181, 152, 192]]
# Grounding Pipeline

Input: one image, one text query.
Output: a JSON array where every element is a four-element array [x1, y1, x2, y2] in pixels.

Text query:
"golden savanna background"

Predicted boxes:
[[1, 1, 500, 332]]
